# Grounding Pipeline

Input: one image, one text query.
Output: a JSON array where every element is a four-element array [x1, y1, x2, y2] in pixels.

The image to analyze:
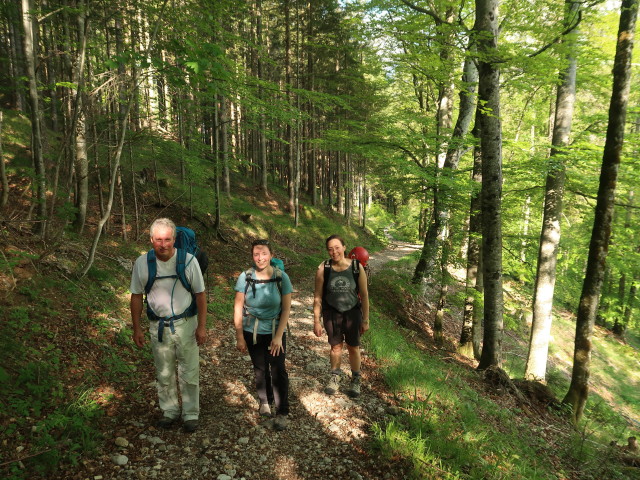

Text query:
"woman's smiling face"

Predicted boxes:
[[326, 238, 346, 262], [252, 244, 272, 270]]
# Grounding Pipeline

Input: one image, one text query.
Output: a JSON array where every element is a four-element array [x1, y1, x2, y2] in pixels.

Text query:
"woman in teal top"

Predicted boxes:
[[233, 239, 293, 431]]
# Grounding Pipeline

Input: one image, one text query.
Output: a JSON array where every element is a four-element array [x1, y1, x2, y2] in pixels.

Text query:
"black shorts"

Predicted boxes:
[[322, 305, 362, 347]]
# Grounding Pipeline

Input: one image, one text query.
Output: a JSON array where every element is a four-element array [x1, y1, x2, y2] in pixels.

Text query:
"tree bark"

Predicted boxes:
[[22, 0, 47, 236], [459, 111, 483, 358], [0, 111, 7, 208], [475, 0, 504, 370], [72, 2, 89, 234], [562, 0, 638, 423], [525, 0, 580, 382]]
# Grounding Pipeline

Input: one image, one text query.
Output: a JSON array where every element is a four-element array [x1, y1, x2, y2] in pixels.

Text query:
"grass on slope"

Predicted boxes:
[[363, 257, 640, 480]]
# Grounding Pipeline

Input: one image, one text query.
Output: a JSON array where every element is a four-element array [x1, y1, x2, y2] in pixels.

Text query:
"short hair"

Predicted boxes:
[[325, 234, 345, 248], [150, 218, 176, 240], [252, 238, 273, 254]]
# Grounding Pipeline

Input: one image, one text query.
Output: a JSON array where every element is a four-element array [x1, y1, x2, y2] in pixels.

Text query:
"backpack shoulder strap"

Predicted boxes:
[[352, 258, 360, 294], [244, 267, 256, 296], [145, 249, 157, 294], [273, 267, 283, 296], [175, 248, 192, 291], [322, 259, 332, 303]]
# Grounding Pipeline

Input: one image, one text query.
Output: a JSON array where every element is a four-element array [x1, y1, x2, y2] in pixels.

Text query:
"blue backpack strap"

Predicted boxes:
[[145, 249, 157, 294], [145, 247, 197, 343], [175, 247, 192, 292]]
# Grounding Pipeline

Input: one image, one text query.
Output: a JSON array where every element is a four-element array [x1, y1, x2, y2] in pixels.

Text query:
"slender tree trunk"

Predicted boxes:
[[459, 116, 483, 358], [0, 111, 7, 208], [525, 0, 580, 382], [563, 0, 638, 423], [22, 0, 47, 236], [475, 0, 504, 370], [72, 3, 90, 233], [220, 95, 231, 197]]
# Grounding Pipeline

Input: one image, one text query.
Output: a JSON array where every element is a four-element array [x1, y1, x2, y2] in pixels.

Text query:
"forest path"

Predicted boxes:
[[65, 242, 421, 480]]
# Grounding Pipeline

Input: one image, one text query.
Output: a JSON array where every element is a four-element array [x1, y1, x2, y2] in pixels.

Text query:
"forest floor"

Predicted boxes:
[[51, 242, 423, 480]]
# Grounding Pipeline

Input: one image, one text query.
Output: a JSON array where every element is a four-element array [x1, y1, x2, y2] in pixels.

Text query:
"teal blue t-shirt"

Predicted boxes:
[[235, 268, 293, 334]]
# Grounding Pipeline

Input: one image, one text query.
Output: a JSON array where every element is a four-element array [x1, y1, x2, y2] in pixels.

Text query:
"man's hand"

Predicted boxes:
[[132, 328, 146, 348], [196, 325, 207, 346]]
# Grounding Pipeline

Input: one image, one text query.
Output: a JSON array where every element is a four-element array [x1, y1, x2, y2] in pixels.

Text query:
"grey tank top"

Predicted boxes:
[[325, 265, 359, 312]]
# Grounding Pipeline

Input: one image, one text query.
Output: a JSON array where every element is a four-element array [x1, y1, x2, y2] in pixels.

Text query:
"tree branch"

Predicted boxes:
[[528, 11, 583, 58], [569, 189, 640, 209], [399, 0, 447, 24]]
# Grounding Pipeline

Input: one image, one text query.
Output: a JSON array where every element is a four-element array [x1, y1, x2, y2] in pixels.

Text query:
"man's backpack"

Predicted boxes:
[[175, 226, 208, 274], [144, 226, 206, 341]]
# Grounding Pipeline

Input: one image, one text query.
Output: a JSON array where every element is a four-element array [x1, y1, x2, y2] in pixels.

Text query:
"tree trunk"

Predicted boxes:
[[525, 0, 580, 382], [475, 0, 504, 370], [563, 0, 638, 423], [459, 114, 483, 358], [72, 3, 89, 234], [220, 95, 231, 197], [0, 111, 7, 208], [22, 0, 47, 236]]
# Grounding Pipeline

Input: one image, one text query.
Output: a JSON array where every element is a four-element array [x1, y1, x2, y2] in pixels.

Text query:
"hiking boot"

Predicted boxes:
[[183, 419, 199, 433], [274, 414, 288, 431], [346, 375, 361, 398], [324, 373, 341, 395], [155, 416, 176, 429], [259, 403, 272, 417]]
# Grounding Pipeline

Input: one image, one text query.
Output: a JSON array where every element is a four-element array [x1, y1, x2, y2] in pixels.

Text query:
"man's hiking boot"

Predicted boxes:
[[346, 375, 361, 398], [324, 373, 341, 395], [183, 419, 199, 433], [274, 414, 289, 431], [259, 403, 272, 417], [156, 416, 176, 429]]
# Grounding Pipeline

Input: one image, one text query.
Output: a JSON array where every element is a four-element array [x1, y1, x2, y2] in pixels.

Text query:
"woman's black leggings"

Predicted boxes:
[[243, 330, 289, 415]]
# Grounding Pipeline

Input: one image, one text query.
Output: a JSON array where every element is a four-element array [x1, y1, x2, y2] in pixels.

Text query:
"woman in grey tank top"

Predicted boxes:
[[312, 234, 370, 398]]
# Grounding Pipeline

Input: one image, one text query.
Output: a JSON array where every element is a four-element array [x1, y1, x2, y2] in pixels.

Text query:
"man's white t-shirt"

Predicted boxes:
[[130, 249, 205, 318]]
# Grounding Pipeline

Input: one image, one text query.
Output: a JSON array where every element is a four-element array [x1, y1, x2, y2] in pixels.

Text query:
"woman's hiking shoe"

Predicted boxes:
[[324, 373, 341, 395], [183, 419, 199, 433], [346, 376, 361, 398], [274, 415, 288, 431], [259, 403, 272, 417], [156, 416, 176, 429]]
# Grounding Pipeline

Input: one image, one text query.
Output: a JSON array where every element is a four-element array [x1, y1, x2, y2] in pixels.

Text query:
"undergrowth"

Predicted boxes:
[[363, 259, 639, 480]]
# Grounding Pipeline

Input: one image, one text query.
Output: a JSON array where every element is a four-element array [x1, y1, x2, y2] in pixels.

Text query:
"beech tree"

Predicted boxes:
[[525, 0, 580, 382], [563, 0, 638, 423], [474, 0, 504, 370], [21, 0, 47, 236]]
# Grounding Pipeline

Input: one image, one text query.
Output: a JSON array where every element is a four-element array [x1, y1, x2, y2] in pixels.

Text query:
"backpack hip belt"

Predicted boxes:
[[244, 313, 280, 345], [149, 305, 197, 343]]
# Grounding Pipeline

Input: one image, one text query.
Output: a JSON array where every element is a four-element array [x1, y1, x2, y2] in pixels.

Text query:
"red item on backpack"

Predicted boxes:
[[348, 246, 369, 267]]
